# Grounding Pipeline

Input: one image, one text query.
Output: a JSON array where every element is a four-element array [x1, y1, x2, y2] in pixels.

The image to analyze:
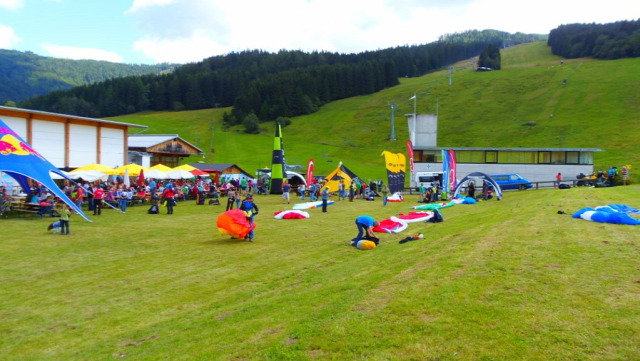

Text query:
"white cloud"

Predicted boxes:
[[133, 31, 229, 63], [0, 0, 24, 11], [0, 24, 20, 48], [42, 44, 124, 63], [122, 0, 640, 64], [126, 0, 177, 14]]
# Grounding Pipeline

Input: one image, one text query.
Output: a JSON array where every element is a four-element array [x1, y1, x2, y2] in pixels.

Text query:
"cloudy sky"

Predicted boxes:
[[1, 0, 638, 64]]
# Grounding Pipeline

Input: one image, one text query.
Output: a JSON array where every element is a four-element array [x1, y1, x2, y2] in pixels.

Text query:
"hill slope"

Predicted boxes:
[[112, 42, 639, 180], [0, 49, 171, 104]]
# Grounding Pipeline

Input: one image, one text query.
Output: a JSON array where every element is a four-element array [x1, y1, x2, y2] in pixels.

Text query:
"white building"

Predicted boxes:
[[406, 113, 601, 184], [0, 106, 146, 169]]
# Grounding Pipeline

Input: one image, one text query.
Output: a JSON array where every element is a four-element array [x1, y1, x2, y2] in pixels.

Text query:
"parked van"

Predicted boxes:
[[414, 172, 443, 189], [489, 174, 533, 190]]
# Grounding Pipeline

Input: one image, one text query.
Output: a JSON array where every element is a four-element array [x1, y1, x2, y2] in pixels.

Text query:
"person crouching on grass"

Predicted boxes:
[[350, 215, 380, 247]]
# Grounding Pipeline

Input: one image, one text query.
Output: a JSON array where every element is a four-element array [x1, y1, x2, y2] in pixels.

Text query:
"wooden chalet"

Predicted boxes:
[[189, 163, 253, 180], [128, 135, 203, 168]]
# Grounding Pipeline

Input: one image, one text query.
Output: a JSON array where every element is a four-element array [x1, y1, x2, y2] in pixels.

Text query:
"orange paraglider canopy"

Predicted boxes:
[[217, 209, 257, 239]]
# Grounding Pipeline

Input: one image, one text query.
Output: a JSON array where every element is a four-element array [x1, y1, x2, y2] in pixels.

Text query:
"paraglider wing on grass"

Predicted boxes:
[[572, 205, 640, 225], [217, 209, 257, 238]]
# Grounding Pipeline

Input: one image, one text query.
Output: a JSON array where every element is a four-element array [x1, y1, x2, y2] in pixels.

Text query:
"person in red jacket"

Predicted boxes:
[[162, 184, 176, 215], [93, 186, 104, 215]]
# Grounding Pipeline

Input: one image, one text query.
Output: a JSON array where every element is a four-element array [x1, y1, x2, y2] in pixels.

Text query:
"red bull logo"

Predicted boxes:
[[0, 133, 44, 160], [0, 140, 18, 155]]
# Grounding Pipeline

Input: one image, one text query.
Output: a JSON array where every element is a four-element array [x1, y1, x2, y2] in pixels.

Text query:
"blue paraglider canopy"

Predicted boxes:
[[572, 204, 640, 225]]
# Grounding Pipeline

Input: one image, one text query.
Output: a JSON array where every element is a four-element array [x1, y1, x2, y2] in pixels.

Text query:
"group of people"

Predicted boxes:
[[596, 166, 630, 186]]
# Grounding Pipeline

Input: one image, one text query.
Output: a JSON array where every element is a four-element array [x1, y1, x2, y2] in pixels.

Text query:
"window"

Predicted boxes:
[[485, 151, 497, 163], [423, 151, 438, 163], [580, 152, 593, 165], [457, 150, 484, 163], [413, 150, 423, 162], [551, 152, 565, 164], [497, 151, 536, 164], [566, 151, 580, 164], [538, 151, 551, 164]]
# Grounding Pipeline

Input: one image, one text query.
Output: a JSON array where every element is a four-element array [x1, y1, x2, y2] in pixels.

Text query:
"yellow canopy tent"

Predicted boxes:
[[70, 163, 118, 175], [150, 164, 173, 172], [114, 163, 147, 176], [173, 164, 196, 171], [320, 162, 359, 193]]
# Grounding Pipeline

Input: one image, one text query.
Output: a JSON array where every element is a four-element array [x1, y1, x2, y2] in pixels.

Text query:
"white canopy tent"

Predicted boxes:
[[165, 169, 195, 179], [143, 169, 168, 179]]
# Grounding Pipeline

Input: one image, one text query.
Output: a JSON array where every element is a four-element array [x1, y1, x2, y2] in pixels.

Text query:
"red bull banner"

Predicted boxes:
[[381, 151, 406, 194]]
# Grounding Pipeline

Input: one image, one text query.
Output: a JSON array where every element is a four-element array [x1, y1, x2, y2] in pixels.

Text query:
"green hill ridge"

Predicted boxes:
[[112, 42, 639, 180]]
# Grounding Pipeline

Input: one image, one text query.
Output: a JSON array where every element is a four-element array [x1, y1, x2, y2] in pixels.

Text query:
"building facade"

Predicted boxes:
[[407, 113, 600, 183], [0, 106, 145, 169]]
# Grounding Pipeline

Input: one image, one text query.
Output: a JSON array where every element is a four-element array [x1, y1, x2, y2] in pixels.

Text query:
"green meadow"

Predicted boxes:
[[2, 186, 639, 360]]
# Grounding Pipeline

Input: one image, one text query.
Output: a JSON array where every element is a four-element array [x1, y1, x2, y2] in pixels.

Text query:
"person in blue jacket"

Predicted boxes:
[[240, 193, 259, 242], [350, 215, 380, 247]]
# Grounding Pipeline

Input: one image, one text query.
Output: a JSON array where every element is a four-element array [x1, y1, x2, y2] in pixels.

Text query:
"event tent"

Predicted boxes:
[[0, 118, 91, 221], [173, 164, 196, 171], [165, 169, 195, 179], [114, 163, 146, 176], [453, 172, 502, 201], [66, 170, 109, 182], [150, 164, 174, 172], [71, 163, 117, 175], [320, 162, 359, 193], [143, 169, 168, 179]]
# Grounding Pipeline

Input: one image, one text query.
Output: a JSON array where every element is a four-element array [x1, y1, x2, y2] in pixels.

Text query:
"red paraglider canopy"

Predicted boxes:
[[217, 209, 256, 239]]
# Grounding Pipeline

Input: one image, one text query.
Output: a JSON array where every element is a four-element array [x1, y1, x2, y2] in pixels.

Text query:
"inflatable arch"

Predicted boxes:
[[453, 172, 502, 201]]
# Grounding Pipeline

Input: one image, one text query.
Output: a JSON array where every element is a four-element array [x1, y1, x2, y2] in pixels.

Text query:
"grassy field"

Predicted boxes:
[[2, 185, 639, 360], [111, 42, 640, 181]]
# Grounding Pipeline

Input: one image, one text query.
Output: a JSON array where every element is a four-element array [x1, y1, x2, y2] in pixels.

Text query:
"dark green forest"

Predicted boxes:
[[18, 30, 545, 122], [548, 19, 640, 59], [0, 49, 171, 104]]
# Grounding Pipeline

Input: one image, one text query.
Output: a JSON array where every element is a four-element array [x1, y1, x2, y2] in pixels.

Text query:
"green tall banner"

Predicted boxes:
[[270, 122, 286, 194]]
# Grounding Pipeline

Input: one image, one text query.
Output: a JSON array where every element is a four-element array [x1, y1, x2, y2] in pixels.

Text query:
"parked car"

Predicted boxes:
[[489, 174, 533, 190]]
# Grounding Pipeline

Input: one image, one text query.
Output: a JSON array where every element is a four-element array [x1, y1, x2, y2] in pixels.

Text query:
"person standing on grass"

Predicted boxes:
[[226, 186, 236, 211], [240, 193, 259, 242], [300, 183, 306, 200], [555, 172, 562, 188], [162, 184, 175, 215], [57, 203, 71, 235], [282, 181, 291, 204], [350, 215, 380, 247], [622, 166, 629, 185], [338, 180, 345, 201], [93, 186, 104, 215], [73, 185, 84, 210], [381, 183, 389, 206], [321, 187, 329, 212]]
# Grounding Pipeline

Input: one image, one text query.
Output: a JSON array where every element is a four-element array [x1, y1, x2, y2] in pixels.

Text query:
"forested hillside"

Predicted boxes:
[[0, 49, 172, 104], [548, 19, 640, 59], [19, 30, 545, 122]]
